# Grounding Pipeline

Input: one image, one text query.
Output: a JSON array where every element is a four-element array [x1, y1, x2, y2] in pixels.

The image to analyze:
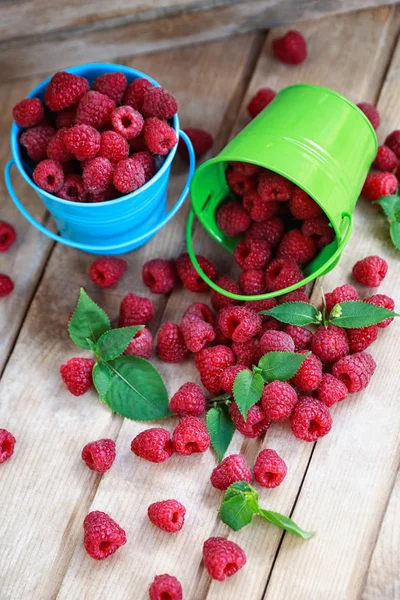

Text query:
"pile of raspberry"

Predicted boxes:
[[12, 70, 178, 202]]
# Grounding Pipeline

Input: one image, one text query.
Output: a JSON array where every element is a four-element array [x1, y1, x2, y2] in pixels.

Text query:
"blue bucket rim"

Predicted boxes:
[[10, 62, 180, 209]]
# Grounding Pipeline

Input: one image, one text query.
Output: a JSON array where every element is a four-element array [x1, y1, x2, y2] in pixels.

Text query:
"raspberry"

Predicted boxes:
[[324, 284, 358, 314], [357, 102, 380, 130], [44, 71, 89, 111], [55, 109, 76, 129], [364, 294, 395, 328], [226, 167, 257, 196], [283, 324, 312, 351], [172, 416, 210, 455], [0, 274, 14, 297], [247, 88, 276, 118], [178, 128, 213, 161], [89, 256, 127, 288], [292, 351, 322, 391], [385, 130, 400, 157], [243, 190, 279, 222], [60, 357, 95, 396], [143, 117, 177, 155], [119, 292, 155, 326], [81, 438, 116, 472], [259, 330, 295, 355], [92, 72, 128, 104], [0, 429, 16, 464], [111, 105, 144, 139], [86, 186, 117, 203], [142, 86, 178, 119], [124, 327, 153, 359], [83, 511, 126, 560], [230, 162, 262, 177], [13, 97, 44, 128], [239, 269, 266, 295], [180, 313, 215, 352], [149, 574, 182, 600], [203, 537, 246, 581], [261, 380, 297, 421], [132, 151, 155, 181], [246, 216, 285, 248], [218, 306, 262, 342], [373, 145, 398, 171], [211, 454, 252, 490], [123, 78, 153, 110], [254, 448, 287, 488], [243, 298, 277, 322], [75, 91, 115, 129], [20, 125, 55, 162], [33, 159, 64, 193], [234, 239, 271, 270], [57, 174, 86, 202], [347, 325, 379, 353], [272, 30, 307, 65], [265, 257, 304, 292], [311, 324, 349, 363], [63, 124, 100, 160], [113, 157, 145, 193], [183, 302, 215, 324], [148, 499, 185, 533], [131, 428, 173, 463], [195, 345, 236, 393], [332, 352, 376, 393], [317, 373, 348, 407], [258, 171, 294, 202], [47, 128, 74, 163], [302, 216, 334, 248], [232, 339, 261, 367], [277, 229, 316, 265], [98, 130, 129, 162], [362, 172, 398, 202], [156, 322, 188, 363], [278, 290, 310, 304], [217, 200, 252, 237], [220, 364, 248, 394], [229, 401, 271, 437], [211, 275, 241, 311], [290, 396, 332, 441], [289, 187, 323, 219], [169, 382, 205, 416], [176, 252, 217, 292], [83, 157, 114, 192], [142, 258, 178, 294], [353, 255, 388, 287], [0, 221, 17, 252]]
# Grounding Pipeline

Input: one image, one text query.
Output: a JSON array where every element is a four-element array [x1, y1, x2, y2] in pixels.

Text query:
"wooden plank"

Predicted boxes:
[[0, 35, 259, 600], [0, 0, 398, 81], [55, 8, 400, 600]]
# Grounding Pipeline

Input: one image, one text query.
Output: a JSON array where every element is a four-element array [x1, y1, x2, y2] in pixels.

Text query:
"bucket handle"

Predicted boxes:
[[186, 209, 353, 301], [4, 131, 195, 253]]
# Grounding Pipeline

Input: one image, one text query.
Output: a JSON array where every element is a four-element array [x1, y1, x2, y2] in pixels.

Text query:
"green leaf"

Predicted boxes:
[[329, 301, 399, 328], [97, 326, 143, 361], [259, 302, 322, 326], [220, 482, 260, 531], [92, 361, 113, 401], [258, 509, 313, 540], [224, 481, 259, 503], [104, 355, 171, 420], [258, 351, 309, 383], [375, 194, 400, 221], [390, 220, 400, 250], [68, 288, 110, 350], [233, 370, 264, 420], [206, 405, 235, 462]]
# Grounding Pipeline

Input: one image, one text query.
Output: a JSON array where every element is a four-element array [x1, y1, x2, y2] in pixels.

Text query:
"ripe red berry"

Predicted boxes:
[[302, 217, 335, 248], [180, 313, 215, 352], [254, 448, 287, 488], [92, 71, 128, 104], [283, 324, 312, 351], [243, 190, 279, 222], [0, 274, 14, 297], [142, 258, 178, 294], [178, 128, 213, 161], [324, 284, 358, 314], [347, 325, 379, 353], [44, 71, 89, 111], [218, 306, 262, 342], [142, 86, 178, 119], [55, 109, 76, 129], [357, 102, 380, 130], [244, 298, 277, 322], [332, 352, 376, 393], [278, 290, 310, 304], [292, 351, 322, 391], [362, 172, 398, 202], [210, 454, 252, 490], [217, 200, 252, 237], [83, 510, 126, 560], [220, 364, 248, 395], [132, 151, 155, 181], [75, 91, 115, 129], [98, 130, 130, 162], [373, 145, 398, 171], [156, 322, 188, 363], [364, 294, 395, 328], [247, 88, 276, 118], [60, 357, 95, 396], [0, 221, 17, 252], [265, 257, 304, 292], [131, 428, 173, 463], [233, 239, 272, 270], [13, 97, 44, 128], [246, 216, 285, 247], [195, 345, 236, 393], [352, 255, 388, 287], [203, 537, 246, 581], [226, 167, 257, 196], [47, 128, 74, 163], [258, 171, 294, 202], [261, 380, 297, 421], [172, 416, 210, 455], [290, 396, 332, 442], [143, 117, 177, 155], [183, 302, 215, 324], [311, 324, 350, 363], [81, 438, 116, 473], [239, 269, 266, 295], [149, 574, 182, 600], [210, 275, 241, 311], [259, 330, 295, 354], [289, 187, 322, 219], [119, 292, 155, 326], [83, 157, 114, 192], [148, 499, 185, 533], [231, 339, 261, 367], [57, 174, 86, 202], [111, 105, 144, 140], [317, 373, 348, 407], [272, 30, 307, 65], [277, 229, 316, 265], [33, 159, 64, 193], [229, 401, 271, 437], [230, 161, 262, 177], [176, 252, 217, 293], [123, 78, 153, 111], [20, 125, 55, 162], [64, 124, 101, 161], [385, 129, 400, 157], [113, 157, 145, 193], [0, 429, 16, 464], [124, 327, 153, 359], [169, 382, 206, 417]]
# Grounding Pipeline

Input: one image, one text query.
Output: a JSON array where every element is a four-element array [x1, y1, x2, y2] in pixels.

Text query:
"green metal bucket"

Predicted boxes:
[[186, 84, 377, 300]]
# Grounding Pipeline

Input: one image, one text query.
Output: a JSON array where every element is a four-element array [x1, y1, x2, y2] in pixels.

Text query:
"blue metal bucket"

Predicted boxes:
[[4, 63, 195, 255]]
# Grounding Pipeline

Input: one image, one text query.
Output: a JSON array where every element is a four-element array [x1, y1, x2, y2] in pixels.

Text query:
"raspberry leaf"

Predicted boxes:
[[258, 351, 310, 382], [329, 300, 399, 328], [69, 288, 110, 349], [206, 405, 235, 462], [375, 194, 400, 221], [390, 220, 400, 250], [233, 370, 264, 420], [259, 302, 322, 326], [258, 509, 313, 539], [92, 361, 113, 401], [220, 482, 260, 531], [97, 326, 143, 361]]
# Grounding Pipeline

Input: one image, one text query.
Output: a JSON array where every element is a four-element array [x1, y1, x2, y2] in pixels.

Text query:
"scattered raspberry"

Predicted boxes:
[[243, 298, 277, 322], [210, 454, 252, 490], [302, 217, 334, 248], [55, 109, 76, 129], [277, 229, 316, 265], [230, 162, 262, 177], [347, 325, 379, 353], [142, 86, 178, 119], [124, 327, 153, 359], [232, 339, 261, 367], [119, 292, 155, 326], [142, 258, 178, 294], [83, 511, 126, 560], [218, 306, 262, 342], [272, 30, 307, 64], [357, 102, 380, 130], [111, 105, 144, 139], [195, 345, 236, 393], [176, 252, 217, 293], [385, 129, 400, 157], [131, 428, 173, 463], [258, 171, 294, 202], [234, 239, 271, 271], [172, 416, 210, 455], [352, 255, 388, 287], [364, 294, 395, 328], [169, 382, 205, 417], [64, 124, 100, 161], [289, 187, 323, 219], [317, 373, 348, 407], [75, 91, 115, 129], [183, 302, 215, 325], [332, 352, 376, 393], [373, 145, 398, 171], [292, 351, 322, 391], [83, 157, 114, 192], [247, 88, 276, 118], [98, 130, 129, 162], [89, 256, 127, 288], [311, 324, 349, 363], [362, 172, 398, 202], [143, 117, 177, 155], [57, 174, 86, 202], [278, 290, 310, 304], [123, 78, 153, 111], [220, 364, 248, 395], [243, 190, 279, 222], [259, 330, 295, 354], [44, 71, 89, 111], [265, 257, 304, 292], [203, 537, 246, 581], [283, 324, 312, 351], [0, 429, 16, 464], [156, 322, 188, 363], [81, 438, 116, 473], [178, 128, 213, 161], [217, 200, 252, 237], [180, 314, 215, 352], [60, 357, 95, 396], [324, 284, 358, 314], [226, 167, 257, 196], [290, 396, 332, 441], [47, 128, 74, 163], [92, 72, 128, 104], [132, 151, 155, 181], [149, 574, 182, 600], [148, 499, 185, 533], [33, 159, 64, 193], [13, 97, 44, 128], [254, 448, 287, 488], [246, 216, 285, 247], [239, 269, 266, 295], [113, 157, 145, 193], [0, 221, 17, 252], [229, 401, 271, 437], [261, 380, 297, 421], [20, 125, 55, 162], [0, 274, 14, 297], [211, 275, 241, 311]]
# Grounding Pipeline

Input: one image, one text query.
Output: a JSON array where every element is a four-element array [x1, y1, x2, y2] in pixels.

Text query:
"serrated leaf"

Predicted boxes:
[[390, 220, 400, 250], [105, 355, 171, 420], [329, 300, 398, 328], [68, 288, 110, 350], [97, 326, 143, 361], [258, 351, 309, 383], [259, 302, 321, 326], [220, 494, 256, 531], [92, 361, 113, 401], [224, 481, 259, 503], [258, 509, 313, 539], [375, 195, 400, 221], [233, 370, 264, 420], [206, 405, 235, 462]]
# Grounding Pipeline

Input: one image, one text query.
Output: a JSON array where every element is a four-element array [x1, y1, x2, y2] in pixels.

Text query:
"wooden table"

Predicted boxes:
[[1, 6, 399, 599]]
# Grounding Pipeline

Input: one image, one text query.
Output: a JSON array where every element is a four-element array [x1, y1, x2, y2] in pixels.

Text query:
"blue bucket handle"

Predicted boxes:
[[4, 131, 195, 253]]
